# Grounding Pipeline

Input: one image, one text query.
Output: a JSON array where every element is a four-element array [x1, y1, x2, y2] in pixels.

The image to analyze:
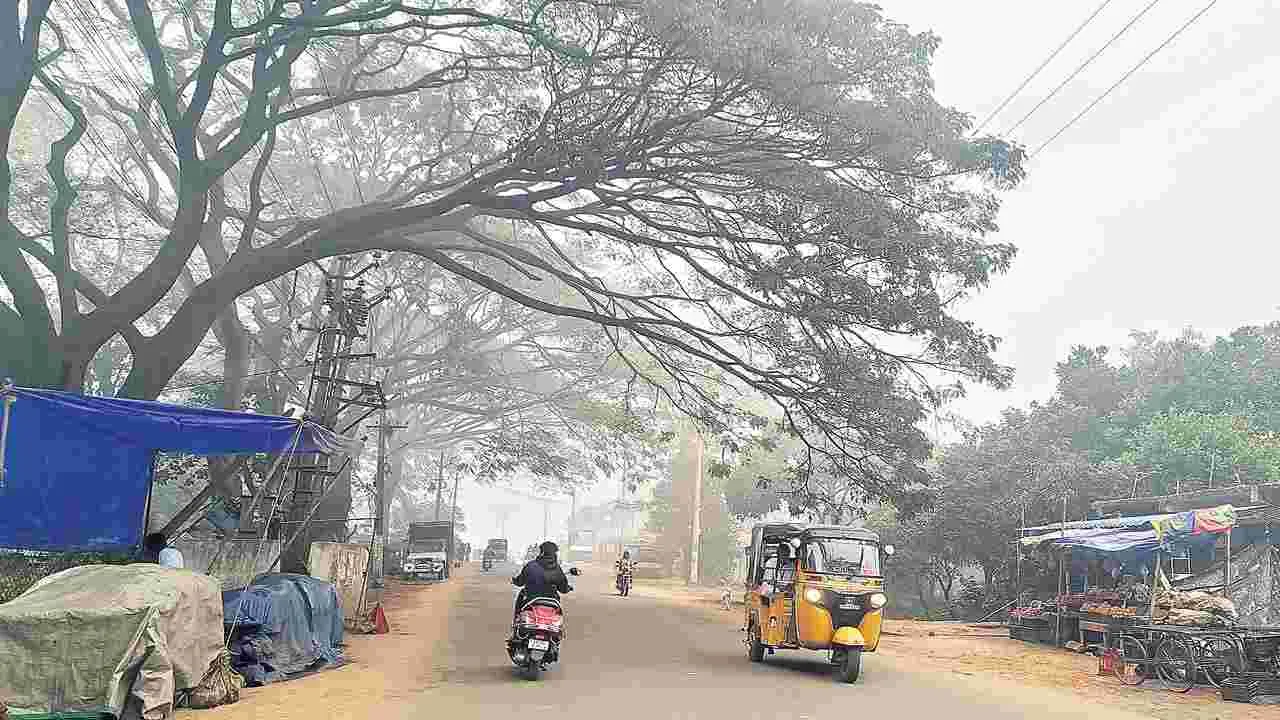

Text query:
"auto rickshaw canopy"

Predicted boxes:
[[754, 523, 882, 544]]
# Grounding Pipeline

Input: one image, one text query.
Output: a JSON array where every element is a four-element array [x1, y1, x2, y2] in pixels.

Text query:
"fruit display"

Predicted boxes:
[[1056, 593, 1087, 609], [1081, 603, 1138, 618]]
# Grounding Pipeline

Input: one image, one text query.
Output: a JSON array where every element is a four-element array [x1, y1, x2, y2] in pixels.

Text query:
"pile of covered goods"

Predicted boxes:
[[0, 564, 239, 719], [222, 573, 345, 686], [1152, 589, 1238, 627]]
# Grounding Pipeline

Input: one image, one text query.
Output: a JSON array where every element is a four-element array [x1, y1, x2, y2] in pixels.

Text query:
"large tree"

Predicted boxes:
[[3, 0, 1024, 507]]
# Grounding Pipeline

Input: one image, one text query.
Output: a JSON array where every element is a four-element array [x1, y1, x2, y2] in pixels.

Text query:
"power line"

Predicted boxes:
[[284, 86, 339, 213], [309, 47, 367, 205], [1032, 0, 1221, 157], [164, 362, 314, 391], [1005, 0, 1164, 137], [169, 1, 302, 218], [973, 0, 1115, 136], [60, 0, 177, 155]]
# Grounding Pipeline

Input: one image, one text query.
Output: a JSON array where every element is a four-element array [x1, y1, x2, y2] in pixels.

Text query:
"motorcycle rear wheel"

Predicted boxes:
[[522, 663, 541, 681]]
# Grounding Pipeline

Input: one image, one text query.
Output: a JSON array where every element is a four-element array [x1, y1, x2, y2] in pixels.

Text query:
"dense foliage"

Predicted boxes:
[[877, 323, 1280, 617]]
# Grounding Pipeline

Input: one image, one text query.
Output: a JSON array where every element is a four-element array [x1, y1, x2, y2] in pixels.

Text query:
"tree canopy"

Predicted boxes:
[[3, 0, 1023, 512]]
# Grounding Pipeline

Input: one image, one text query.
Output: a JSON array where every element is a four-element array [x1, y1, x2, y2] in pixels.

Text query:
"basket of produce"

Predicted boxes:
[[1081, 603, 1138, 619]]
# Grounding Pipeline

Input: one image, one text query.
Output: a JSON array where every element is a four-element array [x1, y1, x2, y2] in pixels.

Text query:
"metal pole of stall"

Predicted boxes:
[[1225, 530, 1232, 599], [0, 380, 16, 490], [1016, 503, 1025, 597], [1056, 549, 1065, 645], [1148, 550, 1160, 622], [1056, 493, 1068, 644]]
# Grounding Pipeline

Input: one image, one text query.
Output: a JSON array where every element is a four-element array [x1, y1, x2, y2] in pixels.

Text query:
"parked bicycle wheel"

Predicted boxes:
[[1198, 636, 1244, 688], [1113, 635, 1148, 686], [1153, 635, 1197, 693]]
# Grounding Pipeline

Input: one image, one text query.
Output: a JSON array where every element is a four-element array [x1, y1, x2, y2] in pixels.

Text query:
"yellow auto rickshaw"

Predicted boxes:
[[743, 523, 894, 683]]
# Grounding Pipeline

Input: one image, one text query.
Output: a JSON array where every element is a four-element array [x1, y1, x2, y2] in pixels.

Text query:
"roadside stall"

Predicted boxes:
[[1011, 506, 1237, 654], [0, 387, 356, 718]]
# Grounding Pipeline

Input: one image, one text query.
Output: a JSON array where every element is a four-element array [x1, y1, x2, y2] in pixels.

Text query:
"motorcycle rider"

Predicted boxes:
[[511, 541, 572, 639], [615, 549, 634, 594]]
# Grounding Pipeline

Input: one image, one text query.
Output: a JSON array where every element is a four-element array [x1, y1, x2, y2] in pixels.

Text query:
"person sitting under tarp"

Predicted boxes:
[[142, 532, 185, 569]]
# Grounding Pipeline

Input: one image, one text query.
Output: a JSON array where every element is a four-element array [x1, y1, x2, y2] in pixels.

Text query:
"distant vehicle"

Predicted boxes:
[[485, 538, 509, 563], [404, 522, 453, 580], [625, 543, 670, 579]]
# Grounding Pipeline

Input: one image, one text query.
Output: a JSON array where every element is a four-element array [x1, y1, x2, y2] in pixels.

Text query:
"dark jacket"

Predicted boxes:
[[513, 555, 572, 601]]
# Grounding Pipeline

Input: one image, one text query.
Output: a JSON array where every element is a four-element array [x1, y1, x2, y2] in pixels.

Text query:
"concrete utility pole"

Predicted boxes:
[[371, 415, 406, 587], [434, 453, 446, 520], [689, 430, 704, 585], [569, 487, 577, 546]]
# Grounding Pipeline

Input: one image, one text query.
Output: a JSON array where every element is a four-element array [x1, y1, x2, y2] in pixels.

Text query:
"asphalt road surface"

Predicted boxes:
[[387, 564, 1149, 720]]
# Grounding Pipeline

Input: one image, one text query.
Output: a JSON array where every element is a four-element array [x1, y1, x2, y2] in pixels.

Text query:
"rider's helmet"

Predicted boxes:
[[539, 541, 559, 558], [622, 550, 631, 560]]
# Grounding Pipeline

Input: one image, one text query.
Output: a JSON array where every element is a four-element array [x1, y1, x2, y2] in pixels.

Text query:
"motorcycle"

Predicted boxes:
[[616, 564, 633, 597], [482, 556, 493, 572], [507, 567, 580, 680]]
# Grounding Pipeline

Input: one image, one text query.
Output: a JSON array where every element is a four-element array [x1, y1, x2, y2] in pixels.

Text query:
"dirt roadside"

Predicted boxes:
[[180, 572, 466, 720], [631, 578, 1278, 720]]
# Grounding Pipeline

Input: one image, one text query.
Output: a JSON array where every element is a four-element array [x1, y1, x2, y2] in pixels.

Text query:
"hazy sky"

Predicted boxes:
[[880, 0, 1280, 426]]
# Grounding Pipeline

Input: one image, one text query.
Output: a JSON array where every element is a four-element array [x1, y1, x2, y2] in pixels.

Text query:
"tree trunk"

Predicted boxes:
[[914, 574, 933, 613]]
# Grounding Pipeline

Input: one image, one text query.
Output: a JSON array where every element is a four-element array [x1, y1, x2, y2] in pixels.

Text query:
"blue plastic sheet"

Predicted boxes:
[[222, 574, 345, 686], [0, 388, 356, 551]]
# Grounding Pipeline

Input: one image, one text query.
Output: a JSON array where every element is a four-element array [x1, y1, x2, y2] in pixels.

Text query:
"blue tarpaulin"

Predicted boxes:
[[0, 387, 356, 552], [1021, 526, 1221, 556], [222, 573, 345, 686]]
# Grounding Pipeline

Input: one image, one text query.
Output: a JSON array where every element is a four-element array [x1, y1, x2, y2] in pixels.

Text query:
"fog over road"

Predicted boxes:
[[384, 565, 1147, 720]]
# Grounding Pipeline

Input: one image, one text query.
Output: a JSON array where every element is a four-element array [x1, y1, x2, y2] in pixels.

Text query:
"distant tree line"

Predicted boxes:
[[870, 323, 1280, 617]]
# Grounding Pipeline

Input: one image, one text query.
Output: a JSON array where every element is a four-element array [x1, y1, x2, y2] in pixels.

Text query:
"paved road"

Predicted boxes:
[[388, 565, 1147, 720]]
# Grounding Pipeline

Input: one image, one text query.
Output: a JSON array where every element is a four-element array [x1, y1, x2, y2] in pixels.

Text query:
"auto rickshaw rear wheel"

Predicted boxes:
[[834, 648, 862, 683], [748, 624, 766, 662]]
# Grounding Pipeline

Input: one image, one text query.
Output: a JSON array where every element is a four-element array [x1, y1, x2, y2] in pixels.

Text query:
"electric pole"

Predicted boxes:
[[434, 453, 446, 520], [278, 255, 387, 573], [689, 429, 704, 586], [449, 462, 462, 570], [569, 487, 577, 546], [370, 415, 407, 588]]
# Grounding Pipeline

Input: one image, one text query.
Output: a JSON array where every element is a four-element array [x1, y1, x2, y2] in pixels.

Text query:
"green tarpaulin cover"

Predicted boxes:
[[0, 565, 223, 720]]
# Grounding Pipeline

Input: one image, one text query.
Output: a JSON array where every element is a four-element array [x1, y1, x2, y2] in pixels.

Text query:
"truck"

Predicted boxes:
[[484, 538, 509, 564], [403, 521, 453, 581]]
